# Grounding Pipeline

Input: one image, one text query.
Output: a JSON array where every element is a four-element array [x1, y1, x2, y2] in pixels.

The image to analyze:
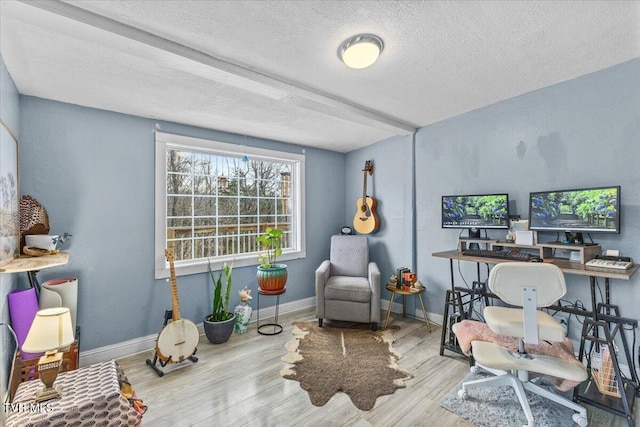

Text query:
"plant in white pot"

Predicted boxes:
[[256, 227, 287, 293], [203, 262, 235, 344]]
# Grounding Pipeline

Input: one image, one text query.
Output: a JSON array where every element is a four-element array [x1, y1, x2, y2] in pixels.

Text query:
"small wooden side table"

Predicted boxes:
[[384, 284, 432, 332]]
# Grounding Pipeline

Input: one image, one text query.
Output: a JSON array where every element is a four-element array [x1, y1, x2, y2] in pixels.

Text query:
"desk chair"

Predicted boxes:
[[315, 235, 380, 330], [456, 262, 588, 427]]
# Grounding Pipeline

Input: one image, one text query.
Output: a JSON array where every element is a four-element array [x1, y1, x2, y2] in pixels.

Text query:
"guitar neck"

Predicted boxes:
[[168, 259, 182, 321], [362, 170, 368, 200]]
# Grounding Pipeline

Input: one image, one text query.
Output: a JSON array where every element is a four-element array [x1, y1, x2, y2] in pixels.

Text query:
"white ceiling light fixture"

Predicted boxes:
[[338, 34, 384, 69]]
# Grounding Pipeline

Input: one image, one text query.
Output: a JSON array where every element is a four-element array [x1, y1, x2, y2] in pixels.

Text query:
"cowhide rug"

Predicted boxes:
[[280, 321, 413, 411]]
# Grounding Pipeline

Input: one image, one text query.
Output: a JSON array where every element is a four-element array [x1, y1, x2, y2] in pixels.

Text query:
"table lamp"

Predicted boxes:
[[22, 307, 74, 402]]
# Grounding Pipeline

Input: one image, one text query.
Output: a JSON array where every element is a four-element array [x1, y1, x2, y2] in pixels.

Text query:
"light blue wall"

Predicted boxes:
[[8, 54, 640, 362], [352, 58, 639, 344], [416, 58, 639, 342], [18, 97, 346, 352], [0, 53, 20, 404], [345, 135, 416, 307]]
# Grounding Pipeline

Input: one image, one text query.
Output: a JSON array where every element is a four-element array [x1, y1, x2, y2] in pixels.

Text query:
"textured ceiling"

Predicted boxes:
[[1, 0, 638, 152]]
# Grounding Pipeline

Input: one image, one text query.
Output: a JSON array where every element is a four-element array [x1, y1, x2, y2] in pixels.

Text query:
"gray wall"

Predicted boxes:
[[17, 97, 346, 352], [347, 58, 639, 347], [0, 54, 20, 405]]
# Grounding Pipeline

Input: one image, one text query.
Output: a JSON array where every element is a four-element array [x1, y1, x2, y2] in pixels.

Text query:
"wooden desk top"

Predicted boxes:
[[432, 250, 638, 281], [0, 252, 69, 273]]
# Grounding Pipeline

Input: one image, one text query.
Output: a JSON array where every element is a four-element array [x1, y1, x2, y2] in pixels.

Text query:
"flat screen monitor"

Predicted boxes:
[[442, 194, 509, 237], [529, 186, 620, 241]]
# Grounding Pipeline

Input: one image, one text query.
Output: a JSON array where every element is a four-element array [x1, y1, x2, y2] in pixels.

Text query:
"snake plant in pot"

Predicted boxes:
[[256, 227, 287, 293], [203, 261, 235, 344]]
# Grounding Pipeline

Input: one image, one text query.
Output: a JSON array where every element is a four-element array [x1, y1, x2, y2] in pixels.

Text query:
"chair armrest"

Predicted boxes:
[[315, 260, 331, 317], [369, 262, 381, 323]]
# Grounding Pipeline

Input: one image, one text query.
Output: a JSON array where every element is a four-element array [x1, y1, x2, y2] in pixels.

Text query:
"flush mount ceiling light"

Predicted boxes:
[[338, 34, 384, 69]]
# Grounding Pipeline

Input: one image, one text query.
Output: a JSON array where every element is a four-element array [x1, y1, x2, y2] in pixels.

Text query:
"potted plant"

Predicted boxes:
[[256, 227, 287, 293], [203, 261, 236, 344]]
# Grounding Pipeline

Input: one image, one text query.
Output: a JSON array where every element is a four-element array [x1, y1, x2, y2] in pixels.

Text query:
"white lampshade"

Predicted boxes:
[[338, 34, 384, 69], [22, 307, 74, 353]]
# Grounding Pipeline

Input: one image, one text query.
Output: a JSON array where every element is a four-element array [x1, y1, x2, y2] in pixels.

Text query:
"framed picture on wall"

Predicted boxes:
[[0, 118, 19, 265]]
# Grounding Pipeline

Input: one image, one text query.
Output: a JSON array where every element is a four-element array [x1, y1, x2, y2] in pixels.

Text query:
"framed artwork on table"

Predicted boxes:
[[0, 117, 19, 265]]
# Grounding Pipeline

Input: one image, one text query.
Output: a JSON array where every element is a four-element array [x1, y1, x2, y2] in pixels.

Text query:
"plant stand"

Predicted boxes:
[[257, 287, 285, 335]]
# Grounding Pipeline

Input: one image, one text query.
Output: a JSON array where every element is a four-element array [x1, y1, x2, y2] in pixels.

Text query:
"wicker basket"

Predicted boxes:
[[590, 346, 620, 397], [19, 195, 50, 254]]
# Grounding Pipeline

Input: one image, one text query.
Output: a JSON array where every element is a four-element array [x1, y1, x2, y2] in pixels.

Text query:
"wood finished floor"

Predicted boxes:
[[116, 307, 637, 426]]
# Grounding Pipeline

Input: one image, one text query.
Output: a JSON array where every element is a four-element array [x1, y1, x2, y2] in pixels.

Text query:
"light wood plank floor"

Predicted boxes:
[[116, 308, 637, 426]]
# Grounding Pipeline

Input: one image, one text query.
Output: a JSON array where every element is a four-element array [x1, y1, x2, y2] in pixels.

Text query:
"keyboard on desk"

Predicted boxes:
[[461, 249, 531, 261], [585, 256, 634, 270]]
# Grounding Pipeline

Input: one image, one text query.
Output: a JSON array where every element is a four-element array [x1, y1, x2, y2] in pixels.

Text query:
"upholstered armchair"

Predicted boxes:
[[315, 235, 381, 330]]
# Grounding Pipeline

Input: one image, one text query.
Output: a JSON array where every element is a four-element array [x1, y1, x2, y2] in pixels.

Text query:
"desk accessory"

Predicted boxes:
[[515, 230, 535, 245], [585, 256, 634, 270], [21, 307, 74, 402]]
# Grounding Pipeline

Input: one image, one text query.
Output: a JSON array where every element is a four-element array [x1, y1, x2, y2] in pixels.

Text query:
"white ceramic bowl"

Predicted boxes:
[[25, 235, 58, 251]]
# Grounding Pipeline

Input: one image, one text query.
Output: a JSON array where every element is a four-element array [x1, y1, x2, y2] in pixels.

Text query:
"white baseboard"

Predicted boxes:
[[81, 295, 446, 366], [74, 296, 640, 382], [79, 296, 316, 366]]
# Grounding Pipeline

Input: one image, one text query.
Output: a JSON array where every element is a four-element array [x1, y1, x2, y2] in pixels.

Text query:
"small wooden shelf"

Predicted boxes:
[[0, 252, 69, 273], [458, 238, 497, 251], [537, 242, 601, 264], [490, 241, 544, 258]]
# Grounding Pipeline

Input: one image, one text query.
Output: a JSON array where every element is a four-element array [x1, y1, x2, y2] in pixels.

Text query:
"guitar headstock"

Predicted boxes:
[[362, 160, 374, 176], [165, 247, 175, 262]]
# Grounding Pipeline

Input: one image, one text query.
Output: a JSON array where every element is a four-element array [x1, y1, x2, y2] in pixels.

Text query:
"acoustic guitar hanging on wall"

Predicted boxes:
[[353, 160, 380, 234]]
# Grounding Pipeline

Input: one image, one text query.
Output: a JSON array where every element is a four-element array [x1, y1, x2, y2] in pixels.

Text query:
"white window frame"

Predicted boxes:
[[155, 132, 306, 279]]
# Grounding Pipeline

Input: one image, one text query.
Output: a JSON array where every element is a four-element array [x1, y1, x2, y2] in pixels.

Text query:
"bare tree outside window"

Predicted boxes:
[[166, 150, 294, 262], [155, 133, 304, 278]]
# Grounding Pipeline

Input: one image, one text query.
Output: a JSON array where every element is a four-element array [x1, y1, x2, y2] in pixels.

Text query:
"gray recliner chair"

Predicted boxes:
[[315, 235, 381, 331]]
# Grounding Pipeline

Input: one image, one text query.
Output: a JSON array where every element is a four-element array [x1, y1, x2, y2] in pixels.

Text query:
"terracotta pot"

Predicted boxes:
[[256, 264, 287, 293]]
